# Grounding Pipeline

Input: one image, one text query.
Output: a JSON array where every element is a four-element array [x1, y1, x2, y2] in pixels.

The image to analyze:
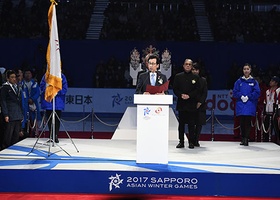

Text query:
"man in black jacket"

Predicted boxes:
[[0, 88, 4, 150], [173, 59, 200, 149], [0, 70, 23, 149], [192, 63, 208, 147]]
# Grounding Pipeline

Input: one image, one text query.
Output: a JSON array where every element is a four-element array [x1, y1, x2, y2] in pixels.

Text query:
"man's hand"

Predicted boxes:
[[156, 91, 165, 95], [28, 99, 33, 105], [181, 94, 190, 100]]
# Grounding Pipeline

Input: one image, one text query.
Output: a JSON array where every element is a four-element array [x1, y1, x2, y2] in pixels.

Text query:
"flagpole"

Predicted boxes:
[[27, 0, 79, 157], [47, 97, 55, 154], [52, 95, 56, 143]]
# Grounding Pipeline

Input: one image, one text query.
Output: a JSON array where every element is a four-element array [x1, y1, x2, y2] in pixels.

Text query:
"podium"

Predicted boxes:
[[134, 94, 173, 164]]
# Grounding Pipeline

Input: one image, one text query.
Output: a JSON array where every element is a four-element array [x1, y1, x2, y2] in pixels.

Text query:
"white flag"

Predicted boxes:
[[45, 1, 62, 102]]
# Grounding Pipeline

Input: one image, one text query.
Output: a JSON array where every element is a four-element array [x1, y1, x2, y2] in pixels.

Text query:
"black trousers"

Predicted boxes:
[[240, 115, 252, 139], [46, 110, 62, 138], [194, 125, 202, 142], [0, 113, 5, 150], [178, 111, 196, 144], [3, 120, 21, 149]]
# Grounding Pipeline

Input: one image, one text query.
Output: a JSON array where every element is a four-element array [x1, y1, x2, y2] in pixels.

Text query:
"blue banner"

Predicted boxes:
[[1, 169, 279, 197], [63, 88, 234, 115]]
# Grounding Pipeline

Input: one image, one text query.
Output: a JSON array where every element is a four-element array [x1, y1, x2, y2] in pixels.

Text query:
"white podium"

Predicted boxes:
[[134, 94, 173, 164]]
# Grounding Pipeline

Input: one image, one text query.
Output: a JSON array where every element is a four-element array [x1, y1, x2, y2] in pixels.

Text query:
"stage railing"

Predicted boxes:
[[33, 108, 275, 142]]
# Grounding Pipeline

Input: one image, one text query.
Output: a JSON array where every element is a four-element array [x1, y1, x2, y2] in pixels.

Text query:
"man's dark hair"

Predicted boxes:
[[23, 68, 33, 76], [6, 70, 16, 79], [148, 54, 160, 65]]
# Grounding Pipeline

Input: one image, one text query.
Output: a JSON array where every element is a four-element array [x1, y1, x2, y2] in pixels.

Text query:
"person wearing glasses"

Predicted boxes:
[[135, 54, 168, 94], [136, 53, 152, 81], [173, 59, 200, 149]]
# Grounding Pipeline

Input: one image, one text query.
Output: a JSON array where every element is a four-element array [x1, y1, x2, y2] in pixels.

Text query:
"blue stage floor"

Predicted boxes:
[[0, 138, 279, 197]]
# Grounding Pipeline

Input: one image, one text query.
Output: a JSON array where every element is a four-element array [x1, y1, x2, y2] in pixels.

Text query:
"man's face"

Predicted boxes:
[[8, 73, 17, 85], [17, 70, 23, 82], [148, 58, 159, 73], [24, 71, 32, 81], [270, 80, 278, 87], [183, 60, 192, 72]]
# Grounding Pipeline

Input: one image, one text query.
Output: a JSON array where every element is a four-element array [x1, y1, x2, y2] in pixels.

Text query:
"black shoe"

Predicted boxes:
[[243, 138, 248, 146], [188, 143, 194, 149], [55, 136, 59, 143], [240, 138, 244, 145], [176, 143, 184, 148], [194, 142, 200, 147]]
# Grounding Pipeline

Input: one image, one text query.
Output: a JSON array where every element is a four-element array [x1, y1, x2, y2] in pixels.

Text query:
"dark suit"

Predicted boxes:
[[173, 71, 200, 145], [196, 77, 208, 125], [0, 89, 4, 150], [194, 77, 208, 145], [0, 83, 23, 149], [135, 71, 168, 94]]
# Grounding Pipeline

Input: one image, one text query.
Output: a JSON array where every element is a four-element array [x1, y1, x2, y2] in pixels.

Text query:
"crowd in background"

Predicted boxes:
[[0, 0, 95, 39], [205, 0, 280, 43], [100, 0, 199, 41], [1, 0, 279, 42], [93, 57, 130, 88], [1, 0, 280, 90], [2, 54, 280, 91]]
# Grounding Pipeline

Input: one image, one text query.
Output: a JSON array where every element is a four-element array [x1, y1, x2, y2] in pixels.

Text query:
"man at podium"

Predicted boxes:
[[135, 54, 168, 95], [173, 59, 200, 149]]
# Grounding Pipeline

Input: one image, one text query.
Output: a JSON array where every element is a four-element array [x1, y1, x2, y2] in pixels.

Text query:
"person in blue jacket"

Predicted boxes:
[[233, 63, 260, 146], [15, 69, 29, 139], [40, 73, 68, 143], [22, 69, 41, 137]]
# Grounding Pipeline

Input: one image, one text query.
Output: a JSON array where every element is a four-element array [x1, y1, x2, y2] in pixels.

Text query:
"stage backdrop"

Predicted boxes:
[[57, 88, 234, 116]]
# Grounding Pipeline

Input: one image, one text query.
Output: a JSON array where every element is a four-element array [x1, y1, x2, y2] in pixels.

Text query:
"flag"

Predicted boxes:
[[45, 0, 62, 102]]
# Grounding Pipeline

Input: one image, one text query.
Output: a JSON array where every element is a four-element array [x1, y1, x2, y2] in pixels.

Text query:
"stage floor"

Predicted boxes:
[[0, 138, 279, 173], [0, 138, 280, 197]]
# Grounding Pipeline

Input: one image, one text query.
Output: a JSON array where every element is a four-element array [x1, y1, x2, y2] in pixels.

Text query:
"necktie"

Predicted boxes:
[[151, 73, 156, 86], [13, 85, 18, 94]]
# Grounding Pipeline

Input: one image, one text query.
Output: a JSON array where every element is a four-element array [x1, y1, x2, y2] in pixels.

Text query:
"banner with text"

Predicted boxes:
[[63, 88, 234, 115]]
